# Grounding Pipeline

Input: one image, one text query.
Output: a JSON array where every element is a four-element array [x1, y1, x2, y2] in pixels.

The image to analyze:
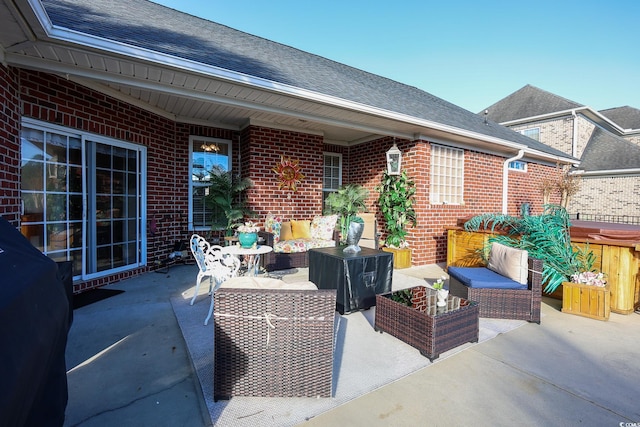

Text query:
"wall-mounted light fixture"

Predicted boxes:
[[386, 142, 402, 175]]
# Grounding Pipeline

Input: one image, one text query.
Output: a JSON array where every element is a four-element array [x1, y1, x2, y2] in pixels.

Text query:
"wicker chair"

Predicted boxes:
[[448, 257, 543, 323], [213, 287, 337, 399]]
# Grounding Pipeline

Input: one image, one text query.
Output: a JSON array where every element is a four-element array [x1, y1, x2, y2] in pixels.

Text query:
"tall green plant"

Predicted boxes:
[[376, 170, 417, 248], [464, 205, 595, 293], [324, 184, 369, 243], [205, 166, 254, 235]]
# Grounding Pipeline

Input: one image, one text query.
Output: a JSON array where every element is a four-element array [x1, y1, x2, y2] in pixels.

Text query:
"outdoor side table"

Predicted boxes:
[[374, 286, 479, 361], [309, 246, 393, 314], [221, 245, 272, 276]]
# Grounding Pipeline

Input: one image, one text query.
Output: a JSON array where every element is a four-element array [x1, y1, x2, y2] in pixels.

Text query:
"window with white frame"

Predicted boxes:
[[430, 144, 464, 205], [508, 160, 527, 172], [520, 128, 540, 141], [322, 152, 342, 212], [189, 136, 231, 230]]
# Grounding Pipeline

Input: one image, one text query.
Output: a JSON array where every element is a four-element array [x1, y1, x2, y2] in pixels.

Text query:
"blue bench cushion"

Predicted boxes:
[[448, 266, 528, 290]]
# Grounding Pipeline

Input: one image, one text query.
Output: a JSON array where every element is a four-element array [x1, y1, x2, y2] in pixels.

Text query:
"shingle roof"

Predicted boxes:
[[40, 0, 571, 159], [481, 85, 584, 123], [579, 128, 640, 171], [599, 106, 640, 131]]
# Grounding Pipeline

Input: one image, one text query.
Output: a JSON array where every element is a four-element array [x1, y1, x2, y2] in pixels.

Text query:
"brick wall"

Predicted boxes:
[[569, 175, 640, 218], [15, 69, 206, 292], [0, 65, 21, 226], [575, 116, 596, 158], [3, 67, 562, 288], [345, 136, 560, 265], [245, 126, 325, 221], [512, 117, 574, 155], [505, 112, 640, 220], [625, 134, 640, 146]]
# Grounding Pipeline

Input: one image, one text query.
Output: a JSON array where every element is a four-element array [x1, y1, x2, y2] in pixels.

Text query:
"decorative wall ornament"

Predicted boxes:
[[272, 155, 305, 191]]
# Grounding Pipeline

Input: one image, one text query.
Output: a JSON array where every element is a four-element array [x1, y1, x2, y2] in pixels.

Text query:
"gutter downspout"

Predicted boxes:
[[502, 150, 525, 214], [571, 110, 578, 158]]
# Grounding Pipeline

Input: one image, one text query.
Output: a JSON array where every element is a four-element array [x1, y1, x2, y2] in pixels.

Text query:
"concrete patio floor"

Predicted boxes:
[[64, 263, 640, 426]]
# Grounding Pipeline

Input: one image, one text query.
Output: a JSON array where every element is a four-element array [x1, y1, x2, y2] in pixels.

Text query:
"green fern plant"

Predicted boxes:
[[390, 288, 413, 306], [464, 205, 595, 293]]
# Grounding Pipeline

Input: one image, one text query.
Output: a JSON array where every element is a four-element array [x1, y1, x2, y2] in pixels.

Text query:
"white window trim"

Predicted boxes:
[[322, 152, 342, 191], [188, 136, 232, 231], [520, 127, 540, 141], [508, 160, 528, 172]]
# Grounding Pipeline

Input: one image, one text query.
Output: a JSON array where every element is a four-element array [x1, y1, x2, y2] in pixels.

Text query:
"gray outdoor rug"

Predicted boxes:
[[170, 273, 526, 426]]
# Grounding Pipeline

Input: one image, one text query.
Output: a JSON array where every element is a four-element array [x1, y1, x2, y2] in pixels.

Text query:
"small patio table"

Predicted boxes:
[[221, 245, 272, 276], [375, 286, 479, 361]]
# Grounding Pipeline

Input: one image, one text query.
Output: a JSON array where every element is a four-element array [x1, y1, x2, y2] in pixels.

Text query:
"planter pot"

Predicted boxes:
[[382, 247, 412, 269], [561, 281, 610, 321], [238, 232, 258, 248]]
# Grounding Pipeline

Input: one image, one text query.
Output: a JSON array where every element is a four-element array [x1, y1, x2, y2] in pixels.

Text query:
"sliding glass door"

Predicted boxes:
[[20, 119, 146, 280]]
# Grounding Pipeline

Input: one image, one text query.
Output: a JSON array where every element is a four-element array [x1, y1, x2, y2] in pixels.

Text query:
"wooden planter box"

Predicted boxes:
[[561, 281, 610, 321], [446, 229, 492, 267], [571, 240, 639, 315], [382, 247, 412, 269]]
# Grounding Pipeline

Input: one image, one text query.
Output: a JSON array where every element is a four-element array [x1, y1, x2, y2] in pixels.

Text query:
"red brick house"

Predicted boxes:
[[0, 0, 575, 292]]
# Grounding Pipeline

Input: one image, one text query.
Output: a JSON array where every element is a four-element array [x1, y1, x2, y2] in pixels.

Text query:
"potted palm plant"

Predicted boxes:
[[376, 170, 417, 268], [205, 166, 255, 236], [324, 184, 369, 251]]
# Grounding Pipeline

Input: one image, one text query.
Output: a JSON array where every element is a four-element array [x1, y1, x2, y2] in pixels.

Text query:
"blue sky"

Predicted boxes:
[[151, 0, 639, 113]]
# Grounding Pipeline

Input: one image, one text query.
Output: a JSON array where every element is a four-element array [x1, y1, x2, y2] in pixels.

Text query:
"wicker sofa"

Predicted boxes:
[[258, 214, 339, 271], [213, 286, 337, 399], [447, 243, 542, 323]]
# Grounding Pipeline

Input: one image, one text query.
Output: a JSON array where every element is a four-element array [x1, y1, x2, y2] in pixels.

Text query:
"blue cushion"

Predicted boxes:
[[448, 266, 528, 290]]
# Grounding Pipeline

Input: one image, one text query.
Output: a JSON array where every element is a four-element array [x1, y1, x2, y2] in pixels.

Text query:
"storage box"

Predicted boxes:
[[561, 281, 610, 321]]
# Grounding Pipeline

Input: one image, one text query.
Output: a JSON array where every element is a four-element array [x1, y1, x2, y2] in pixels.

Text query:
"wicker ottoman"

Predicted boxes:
[[213, 287, 337, 399], [374, 286, 479, 361]]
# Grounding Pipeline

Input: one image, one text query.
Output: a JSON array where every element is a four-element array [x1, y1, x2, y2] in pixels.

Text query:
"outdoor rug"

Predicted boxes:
[[170, 273, 527, 426]]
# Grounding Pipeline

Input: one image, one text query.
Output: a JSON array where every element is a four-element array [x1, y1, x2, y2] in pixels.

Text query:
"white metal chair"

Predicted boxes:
[[189, 234, 241, 325]]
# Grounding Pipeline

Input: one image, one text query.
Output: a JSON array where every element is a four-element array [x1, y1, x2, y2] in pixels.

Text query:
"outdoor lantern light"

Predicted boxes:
[[386, 142, 402, 175]]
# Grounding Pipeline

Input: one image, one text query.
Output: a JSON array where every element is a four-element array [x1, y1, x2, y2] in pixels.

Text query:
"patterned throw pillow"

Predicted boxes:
[[264, 213, 283, 244], [310, 215, 338, 240]]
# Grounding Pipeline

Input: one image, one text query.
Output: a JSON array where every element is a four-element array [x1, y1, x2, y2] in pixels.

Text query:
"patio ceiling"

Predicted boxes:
[[1, 0, 577, 163]]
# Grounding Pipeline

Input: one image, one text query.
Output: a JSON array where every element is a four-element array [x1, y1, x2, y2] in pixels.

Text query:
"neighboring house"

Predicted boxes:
[[483, 85, 640, 222], [0, 0, 575, 292]]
